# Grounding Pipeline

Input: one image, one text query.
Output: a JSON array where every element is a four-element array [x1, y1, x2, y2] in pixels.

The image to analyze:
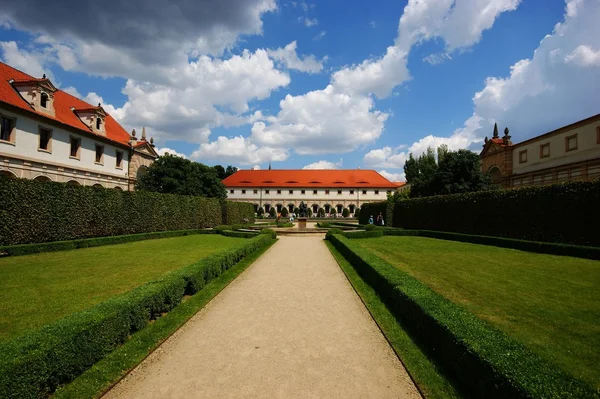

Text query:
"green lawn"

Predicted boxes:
[[356, 236, 600, 390], [0, 234, 245, 341]]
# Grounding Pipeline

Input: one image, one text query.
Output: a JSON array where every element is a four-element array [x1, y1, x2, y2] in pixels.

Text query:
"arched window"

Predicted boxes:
[[34, 175, 52, 182], [312, 204, 319, 214], [67, 180, 81, 186], [96, 117, 102, 130], [264, 204, 271, 213], [349, 204, 356, 214], [0, 170, 17, 179], [336, 204, 343, 214], [489, 166, 503, 186], [114, 186, 123, 191], [137, 165, 149, 179], [40, 93, 49, 108], [288, 203, 295, 213], [276, 204, 283, 213], [324, 204, 331, 213], [92, 183, 104, 189]]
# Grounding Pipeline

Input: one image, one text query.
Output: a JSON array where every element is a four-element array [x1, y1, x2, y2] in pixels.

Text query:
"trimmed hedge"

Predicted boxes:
[[329, 234, 598, 399], [0, 229, 214, 257], [359, 201, 392, 226], [382, 229, 600, 260], [221, 201, 255, 225], [393, 181, 600, 246], [343, 229, 384, 239], [0, 234, 274, 399], [0, 178, 225, 246]]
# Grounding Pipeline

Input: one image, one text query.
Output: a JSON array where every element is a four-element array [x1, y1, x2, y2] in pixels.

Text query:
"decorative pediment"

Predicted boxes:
[[10, 74, 58, 116], [72, 104, 108, 135], [134, 141, 159, 158]]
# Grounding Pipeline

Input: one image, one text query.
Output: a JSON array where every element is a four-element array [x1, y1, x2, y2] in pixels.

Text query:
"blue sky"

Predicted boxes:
[[1, 0, 599, 181]]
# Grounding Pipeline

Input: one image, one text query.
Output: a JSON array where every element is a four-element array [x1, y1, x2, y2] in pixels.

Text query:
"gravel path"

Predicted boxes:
[[103, 235, 420, 399]]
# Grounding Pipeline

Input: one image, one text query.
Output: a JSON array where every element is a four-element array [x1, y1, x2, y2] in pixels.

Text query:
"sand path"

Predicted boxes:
[[103, 235, 420, 399]]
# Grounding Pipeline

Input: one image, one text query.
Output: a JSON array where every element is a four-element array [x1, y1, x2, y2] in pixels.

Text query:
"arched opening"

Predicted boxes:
[[324, 204, 331, 213], [349, 204, 356, 214], [336, 204, 343, 214], [114, 186, 123, 191], [40, 93, 49, 108], [312, 204, 319, 214], [67, 180, 80, 186], [264, 204, 271, 213], [276, 204, 283, 213], [92, 183, 104, 189], [253, 203, 259, 213], [137, 165, 149, 179], [489, 166, 503, 186], [33, 175, 52, 182], [288, 203, 295, 213], [96, 117, 102, 130], [0, 170, 17, 179]]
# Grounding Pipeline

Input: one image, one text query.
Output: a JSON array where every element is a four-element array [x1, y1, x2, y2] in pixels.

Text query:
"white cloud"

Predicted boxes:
[[267, 41, 325, 73], [313, 30, 327, 41], [62, 86, 82, 98], [303, 17, 318, 27], [302, 158, 343, 169], [250, 85, 388, 155], [459, 0, 600, 144], [378, 170, 405, 182], [0, 41, 49, 78], [252, 165, 261, 170], [191, 136, 289, 165], [157, 147, 188, 159], [565, 44, 600, 66], [423, 52, 452, 65]]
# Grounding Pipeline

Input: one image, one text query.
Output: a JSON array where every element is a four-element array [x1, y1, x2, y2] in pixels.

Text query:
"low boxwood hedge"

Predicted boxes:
[[382, 229, 600, 260], [328, 233, 598, 399], [0, 229, 214, 257], [342, 230, 384, 239], [0, 234, 274, 399]]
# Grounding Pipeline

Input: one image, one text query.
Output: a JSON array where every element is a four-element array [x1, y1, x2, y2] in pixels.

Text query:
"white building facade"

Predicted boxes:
[[0, 62, 157, 189], [223, 169, 401, 216]]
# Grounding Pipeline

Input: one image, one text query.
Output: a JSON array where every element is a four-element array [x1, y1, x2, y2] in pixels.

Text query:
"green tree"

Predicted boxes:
[[342, 208, 350, 217], [434, 149, 491, 195], [404, 147, 438, 197], [257, 206, 264, 217], [354, 207, 360, 219], [269, 207, 277, 217], [225, 165, 238, 178], [317, 207, 325, 217], [136, 154, 226, 198], [213, 165, 238, 180], [281, 207, 289, 217]]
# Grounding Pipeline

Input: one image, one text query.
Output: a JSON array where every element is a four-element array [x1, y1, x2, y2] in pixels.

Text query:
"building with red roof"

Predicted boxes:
[[223, 169, 402, 216], [0, 61, 157, 189]]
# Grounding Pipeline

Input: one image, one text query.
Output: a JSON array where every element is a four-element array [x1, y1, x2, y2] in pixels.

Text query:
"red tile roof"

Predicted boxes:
[[223, 169, 399, 188], [0, 62, 131, 147]]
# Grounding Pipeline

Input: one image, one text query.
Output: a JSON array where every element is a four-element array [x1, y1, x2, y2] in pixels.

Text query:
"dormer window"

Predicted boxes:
[[72, 103, 107, 135], [40, 93, 49, 108], [96, 117, 102, 130]]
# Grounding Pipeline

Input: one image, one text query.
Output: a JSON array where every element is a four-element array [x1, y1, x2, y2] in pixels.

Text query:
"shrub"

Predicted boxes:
[[329, 234, 597, 399], [0, 229, 215, 257], [221, 201, 255, 225], [257, 206, 264, 216], [259, 228, 277, 239], [269, 207, 277, 218], [329, 207, 336, 215], [354, 207, 360, 219], [0, 178, 226, 246], [342, 208, 350, 217], [364, 224, 377, 231], [343, 229, 384, 239], [393, 180, 600, 246], [325, 228, 343, 240], [293, 207, 300, 215], [0, 234, 273, 398], [281, 207, 289, 217], [307, 208, 313, 217], [317, 207, 325, 217]]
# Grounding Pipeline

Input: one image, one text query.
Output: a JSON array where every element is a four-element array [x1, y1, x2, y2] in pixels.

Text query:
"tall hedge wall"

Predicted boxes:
[[358, 201, 392, 225], [393, 181, 600, 246], [221, 201, 255, 225], [0, 178, 245, 246]]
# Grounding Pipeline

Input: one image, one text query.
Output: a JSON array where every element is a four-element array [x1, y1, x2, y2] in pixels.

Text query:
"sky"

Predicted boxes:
[[0, 0, 599, 181]]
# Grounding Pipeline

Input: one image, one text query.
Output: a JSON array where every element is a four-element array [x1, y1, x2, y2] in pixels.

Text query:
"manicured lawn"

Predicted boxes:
[[356, 236, 600, 390], [0, 234, 245, 341]]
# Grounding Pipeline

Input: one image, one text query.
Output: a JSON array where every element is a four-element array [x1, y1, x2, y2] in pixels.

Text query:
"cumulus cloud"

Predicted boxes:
[[267, 41, 325, 73], [423, 52, 452, 65], [250, 85, 388, 155], [302, 158, 343, 169], [565, 44, 600, 67], [0, 41, 50, 78], [157, 147, 188, 159], [378, 170, 405, 182], [191, 136, 288, 165]]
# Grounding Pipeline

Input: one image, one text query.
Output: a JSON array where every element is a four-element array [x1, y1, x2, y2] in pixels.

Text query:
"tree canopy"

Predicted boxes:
[[212, 164, 238, 180], [136, 154, 227, 198], [404, 146, 491, 198]]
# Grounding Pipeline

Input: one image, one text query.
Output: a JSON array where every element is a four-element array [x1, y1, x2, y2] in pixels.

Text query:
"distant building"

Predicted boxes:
[[222, 169, 400, 216], [480, 114, 600, 188], [0, 62, 157, 190]]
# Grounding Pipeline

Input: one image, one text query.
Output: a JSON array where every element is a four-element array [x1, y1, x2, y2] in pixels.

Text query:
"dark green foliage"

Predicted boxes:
[[257, 206, 264, 216], [259, 228, 277, 239], [325, 228, 343, 240], [342, 208, 350, 217], [329, 235, 599, 399], [281, 207, 289, 217], [269, 207, 277, 217], [221, 201, 255, 225], [329, 207, 336, 215], [212, 165, 238, 180], [358, 201, 391, 225], [381, 229, 600, 260], [0, 178, 223, 246], [293, 207, 300, 215], [317, 207, 325, 217], [316, 222, 332, 228], [219, 230, 258, 238], [276, 222, 293, 228], [343, 230, 384, 239], [404, 146, 490, 198], [364, 224, 378, 231], [0, 234, 273, 399], [393, 180, 600, 246], [354, 207, 360, 219], [136, 154, 226, 198], [0, 229, 214, 257]]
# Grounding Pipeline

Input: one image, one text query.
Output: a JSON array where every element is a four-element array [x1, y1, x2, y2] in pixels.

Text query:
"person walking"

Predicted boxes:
[[368, 215, 374, 225]]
